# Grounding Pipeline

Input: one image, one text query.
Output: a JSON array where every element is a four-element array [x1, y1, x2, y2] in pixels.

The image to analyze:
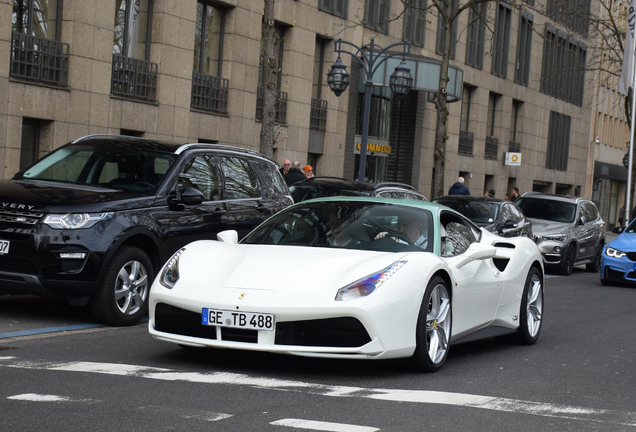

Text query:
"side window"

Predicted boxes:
[[578, 203, 590, 224], [585, 202, 599, 221], [501, 204, 515, 223], [440, 212, 478, 257], [509, 204, 524, 222], [254, 160, 288, 198], [178, 155, 219, 201], [220, 156, 259, 199]]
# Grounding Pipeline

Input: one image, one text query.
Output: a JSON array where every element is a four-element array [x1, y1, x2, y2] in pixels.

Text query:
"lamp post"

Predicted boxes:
[[327, 38, 413, 182]]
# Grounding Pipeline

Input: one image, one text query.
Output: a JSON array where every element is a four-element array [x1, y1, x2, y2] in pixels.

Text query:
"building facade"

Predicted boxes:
[[1, 0, 627, 224]]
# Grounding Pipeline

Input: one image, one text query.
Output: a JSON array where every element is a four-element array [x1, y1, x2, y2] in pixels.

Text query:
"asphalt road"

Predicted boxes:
[[0, 267, 635, 432]]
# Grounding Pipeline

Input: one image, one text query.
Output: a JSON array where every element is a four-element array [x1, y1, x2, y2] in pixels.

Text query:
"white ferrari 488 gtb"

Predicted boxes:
[[149, 197, 544, 372]]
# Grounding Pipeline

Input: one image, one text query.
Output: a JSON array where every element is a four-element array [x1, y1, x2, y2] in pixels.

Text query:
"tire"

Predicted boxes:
[[514, 266, 543, 345], [560, 245, 576, 275], [585, 244, 602, 273], [89, 246, 153, 326], [407, 276, 452, 372]]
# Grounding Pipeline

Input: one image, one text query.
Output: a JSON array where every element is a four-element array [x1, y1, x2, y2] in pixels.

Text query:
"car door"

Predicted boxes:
[[150, 152, 236, 258], [440, 211, 503, 339], [219, 155, 271, 238]]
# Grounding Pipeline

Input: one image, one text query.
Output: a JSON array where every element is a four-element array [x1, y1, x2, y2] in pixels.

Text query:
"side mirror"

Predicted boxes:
[[217, 230, 238, 244], [180, 187, 204, 205], [503, 219, 518, 229], [450, 243, 497, 268]]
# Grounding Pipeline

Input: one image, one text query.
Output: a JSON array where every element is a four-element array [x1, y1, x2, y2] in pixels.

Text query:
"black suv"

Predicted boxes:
[[0, 135, 292, 325], [289, 177, 427, 202], [516, 193, 605, 275]]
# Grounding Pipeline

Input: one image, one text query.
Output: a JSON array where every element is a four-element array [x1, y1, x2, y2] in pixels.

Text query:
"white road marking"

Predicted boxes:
[[1, 357, 635, 427], [271, 418, 379, 431], [8, 393, 70, 402]]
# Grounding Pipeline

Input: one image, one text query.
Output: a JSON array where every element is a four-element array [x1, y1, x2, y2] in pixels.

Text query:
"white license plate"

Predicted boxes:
[[202, 308, 274, 331], [0, 240, 9, 255]]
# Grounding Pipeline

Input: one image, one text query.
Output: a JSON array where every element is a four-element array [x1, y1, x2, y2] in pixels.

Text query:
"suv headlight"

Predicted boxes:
[[43, 212, 113, 229], [605, 247, 626, 259], [540, 233, 568, 243]]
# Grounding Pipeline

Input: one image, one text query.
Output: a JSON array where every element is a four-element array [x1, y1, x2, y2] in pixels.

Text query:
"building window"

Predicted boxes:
[[546, 111, 571, 171], [485, 92, 500, 160], [365, 0, 390, 34], [191, 1, 229, 114], [465, 3, 486, 69], [11, 0, 68, 85], [20, 118, 40, 170], [510, 99, 523, 151], [546, 0, 590, 36], [256, 24, 288, 123], [515, 11, 533, 86], [540, 24, 586, 106], [318, 0, 348, 18], [491, 3, 512, 78], [436, 0, 458, 59], [403, 0, 426, 47], [356, 88, 391, 139], [111, 0, 158, 102], [459, 85, 475, 156], [311, 38, 329, 131]]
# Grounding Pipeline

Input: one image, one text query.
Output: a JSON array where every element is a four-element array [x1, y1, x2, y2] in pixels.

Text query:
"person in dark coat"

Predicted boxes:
[[448, 177, 470, 195], [284, 160, 306, 186]]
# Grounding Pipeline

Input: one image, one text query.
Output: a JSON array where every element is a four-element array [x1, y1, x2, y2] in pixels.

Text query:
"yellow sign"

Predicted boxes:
[[356, 142, 392, 155]]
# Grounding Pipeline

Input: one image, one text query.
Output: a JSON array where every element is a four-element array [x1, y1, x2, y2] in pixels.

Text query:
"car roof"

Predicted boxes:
[[292, 176, 419, 192], [299, 195, 450, 211], [519, 192, 590, 204], [434, 195, 506, 204], [71, 134, 275, 161]]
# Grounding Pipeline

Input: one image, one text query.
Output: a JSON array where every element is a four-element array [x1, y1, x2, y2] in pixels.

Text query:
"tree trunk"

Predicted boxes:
[[432, 14, 453, 200], [259, 0, 277, 159]]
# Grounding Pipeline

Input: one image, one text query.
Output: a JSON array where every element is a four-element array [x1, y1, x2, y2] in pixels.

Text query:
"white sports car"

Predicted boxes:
[[149, 197, 544, 372]]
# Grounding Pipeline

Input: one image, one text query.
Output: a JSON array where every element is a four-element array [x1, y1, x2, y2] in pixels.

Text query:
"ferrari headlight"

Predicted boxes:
[[43, 212, 113, 229], [605, 247, 627, 259], [540, 233, 567, 243], [159, 248, 185, 289], [336, 261, 406, 301]]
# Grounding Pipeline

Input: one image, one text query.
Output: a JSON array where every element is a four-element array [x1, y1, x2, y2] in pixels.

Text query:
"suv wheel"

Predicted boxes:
[[559, 245, 576, 275], [585, 244, 603, 273], [90, 246, 152, 326]]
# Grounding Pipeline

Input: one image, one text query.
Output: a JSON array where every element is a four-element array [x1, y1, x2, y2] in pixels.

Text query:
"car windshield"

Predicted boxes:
[[516, 198, 576, 223], [289, 184, 371, 202], [436, 199, 498, 226], [242, 201, 434, 253], [16, 142, 178, 194]]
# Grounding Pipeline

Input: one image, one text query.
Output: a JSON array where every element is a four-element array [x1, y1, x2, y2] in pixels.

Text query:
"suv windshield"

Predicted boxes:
[[242, 201, 433, 253], [290, 184, 371, 202], [516, 197, 577, 223], [17, 142, 177, 194], [436, 199, 499, 225]]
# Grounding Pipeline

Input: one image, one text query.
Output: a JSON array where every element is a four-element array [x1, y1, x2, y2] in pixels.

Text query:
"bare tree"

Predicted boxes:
[[259, 0, 278, 159]]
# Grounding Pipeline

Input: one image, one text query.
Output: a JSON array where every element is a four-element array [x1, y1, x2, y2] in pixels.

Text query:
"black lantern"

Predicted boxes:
[[389, 60, 413, 100], [327, 57, 350, 97]]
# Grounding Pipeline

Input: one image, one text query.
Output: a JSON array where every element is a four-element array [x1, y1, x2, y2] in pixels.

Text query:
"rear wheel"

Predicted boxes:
[[585, 244, 603, 272], [514, 267, 543, 344], [407, 276, 452, 372], [90, 246, 152, 326]]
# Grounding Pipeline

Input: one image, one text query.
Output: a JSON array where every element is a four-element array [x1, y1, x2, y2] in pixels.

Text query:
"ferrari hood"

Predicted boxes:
[[178, 242, 410, 292]]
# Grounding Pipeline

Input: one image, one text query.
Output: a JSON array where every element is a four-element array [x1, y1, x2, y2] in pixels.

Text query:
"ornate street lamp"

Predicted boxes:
[[328, 38, 412, 182]]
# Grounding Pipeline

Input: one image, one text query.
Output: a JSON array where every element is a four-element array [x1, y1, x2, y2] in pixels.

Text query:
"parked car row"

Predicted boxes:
[[0, 134, 626, 332]]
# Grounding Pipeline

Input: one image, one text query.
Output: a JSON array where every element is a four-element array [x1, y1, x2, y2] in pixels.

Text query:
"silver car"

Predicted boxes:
[[516, 193, 605, 275]]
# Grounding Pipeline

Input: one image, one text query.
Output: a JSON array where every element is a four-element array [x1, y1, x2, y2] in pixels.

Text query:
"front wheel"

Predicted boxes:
[[90, 246, 153, 326], [514, 267, 544, 344], [407, 276, 452, 372], [559, 245, 576, 275]]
